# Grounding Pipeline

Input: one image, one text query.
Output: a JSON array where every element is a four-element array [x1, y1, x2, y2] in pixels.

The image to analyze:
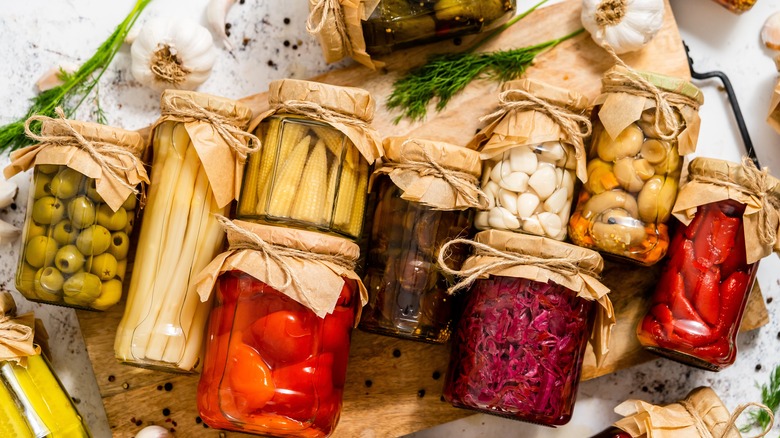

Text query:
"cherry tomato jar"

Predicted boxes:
[[590, 428, 631, 438], [637, 158, 780, 370], [441, 231, 612, 426], [197, 221, 367, 437]]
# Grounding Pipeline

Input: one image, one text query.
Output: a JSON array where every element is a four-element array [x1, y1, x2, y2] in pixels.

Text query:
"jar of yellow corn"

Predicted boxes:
[[237, 79, 384, 241]]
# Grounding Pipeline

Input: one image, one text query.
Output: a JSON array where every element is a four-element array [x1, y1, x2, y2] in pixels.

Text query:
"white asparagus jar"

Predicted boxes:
[[471, 79, 591, 241], [114, 90, 255, 372]]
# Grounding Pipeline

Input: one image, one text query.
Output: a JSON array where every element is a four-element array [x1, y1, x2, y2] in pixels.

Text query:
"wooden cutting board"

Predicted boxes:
[[77, 1, 770, 437]]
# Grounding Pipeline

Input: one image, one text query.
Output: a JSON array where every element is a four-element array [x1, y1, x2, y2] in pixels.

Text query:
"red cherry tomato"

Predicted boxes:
[[217, 271, 243, 304], [225, 341, 276, 414], [321, 308, 354, 387], [266, 354, 335, 421], [244, 310, 316, 367]]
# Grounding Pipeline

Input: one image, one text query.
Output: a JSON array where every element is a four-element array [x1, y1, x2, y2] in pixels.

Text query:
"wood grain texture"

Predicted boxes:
[[78, 0, 769, 436]]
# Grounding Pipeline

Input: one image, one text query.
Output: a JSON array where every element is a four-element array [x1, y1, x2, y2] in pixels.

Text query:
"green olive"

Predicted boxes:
[[85, 179, 103, 203], [87, 253, 117, 281], [116, 259, 127, 281], [52, 220, 78, 245], [37, 164, 61, 175], [121, 195, 137, 211], [16, 263, 38, 294], [25, 222, 47, 242], [50, 168, 83, 199], [67, 196, 96, 229], [31, 196, 65, 225], [124, 216, 135, 235], [62, 272, 102, 305], [108, 232, 130, 260], [33, 171, 53, 199], [91, 279, 123, 310], [25, 236, 58, 268], [76, 225, 111, 256], [34, 266, 64, 298], [96, 205, 128, 231], [54, 244, 85, 274]]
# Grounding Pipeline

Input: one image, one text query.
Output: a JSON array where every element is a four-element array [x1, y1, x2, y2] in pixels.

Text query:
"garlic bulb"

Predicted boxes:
[[762, 12, 780, 51], [207, 0, 237, 50], [581, 0, 665, 54], [131, 18, 217, 92]]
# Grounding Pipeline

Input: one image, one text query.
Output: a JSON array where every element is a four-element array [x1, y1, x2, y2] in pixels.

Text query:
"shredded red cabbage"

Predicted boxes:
[[444, 276, 593, 426]]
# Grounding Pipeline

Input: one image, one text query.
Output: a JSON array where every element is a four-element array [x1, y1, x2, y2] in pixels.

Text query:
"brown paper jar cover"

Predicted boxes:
[[307, 0, 382, 69], [0, 292, 40, 366]]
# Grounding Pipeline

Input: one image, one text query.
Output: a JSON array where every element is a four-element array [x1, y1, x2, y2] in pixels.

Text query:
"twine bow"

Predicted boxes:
[[480, 87, 592, 162], [376, 140, 488, 209], [680, 399, 775, 438], [437, 238, 602, 295], [162, 94, 260, 162], [306, 0, 352, 56], [24, 108, 140, 194], [217, 215, 357, 308]]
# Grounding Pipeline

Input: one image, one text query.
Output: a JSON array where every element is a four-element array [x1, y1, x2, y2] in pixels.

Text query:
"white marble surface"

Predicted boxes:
[[1, 1, 780, 437]]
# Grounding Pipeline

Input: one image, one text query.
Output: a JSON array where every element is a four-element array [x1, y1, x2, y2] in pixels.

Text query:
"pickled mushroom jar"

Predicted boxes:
[[440, 231, 613, 426], [637, 158, 780, 371], [471, 79, 591, 241], [115, 90, 256, 373], [568, 66, 703, 266], [238, 79, 383, 241], [360, 137, 484, 343], [6, 115, 148, 311], [711, 0, 756, 13], [196, 219, 367, 438]]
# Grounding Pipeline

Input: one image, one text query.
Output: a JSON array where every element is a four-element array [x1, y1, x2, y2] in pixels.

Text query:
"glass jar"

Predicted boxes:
[[237, 80, 381, 241], [11, 120, 146, 311], [362, 0, 516, 55], [0, 354, 91, 437], [590, 428, 631, 438], [360, 138, 480, 343], [115, 90, 254, 373], [711, 0, 756, 13], [568, 68, 703, 266], [442, 231, 607, 426]]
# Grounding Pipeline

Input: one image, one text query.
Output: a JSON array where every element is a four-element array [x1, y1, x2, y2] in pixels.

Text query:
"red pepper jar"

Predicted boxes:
[[439, 230, 614, 426], [196, 219, 366, 437], [637, 158, 780, 370]]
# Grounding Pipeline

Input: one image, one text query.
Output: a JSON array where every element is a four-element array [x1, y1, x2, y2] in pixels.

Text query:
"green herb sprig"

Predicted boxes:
[[740, 364, 780, 433], [0, 0, 152, 153], [386, 0, 584, 123]]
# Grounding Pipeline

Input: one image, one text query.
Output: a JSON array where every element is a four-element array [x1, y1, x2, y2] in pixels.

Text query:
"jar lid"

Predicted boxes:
[[160, 89, 253, 128], [230, 221, 360, 262], [383, 137, 482, 177], [268, 79, 375, 123], [605, 66, 704, 104], [41, 119, 145, 157], [688, 157, 780, 199], [474, 229, 604, 274], [502, 78, 590, 111]]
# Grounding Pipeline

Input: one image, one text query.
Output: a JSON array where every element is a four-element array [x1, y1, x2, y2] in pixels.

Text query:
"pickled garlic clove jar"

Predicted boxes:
[[568, 67, 703, 266], [9, 118, 147, 311], [637, 158, 780, 370], [196, 221, 367, 437], [360, 137, 481, 343], [473, 79, 590, 241], [237, 80, 383, 241]]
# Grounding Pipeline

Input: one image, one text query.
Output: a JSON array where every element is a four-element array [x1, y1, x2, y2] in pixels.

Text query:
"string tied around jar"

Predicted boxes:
[[216, 215, 357, 308], [161, 93, 260, 162], [24, 108, 140, 194], [480, 87, 592, 166], [276, 99, 373, 136], [679, 398, 775, 438], [376, 139, 489, 209], [306, 0, 352, 56], [437, 237, 602, 295]]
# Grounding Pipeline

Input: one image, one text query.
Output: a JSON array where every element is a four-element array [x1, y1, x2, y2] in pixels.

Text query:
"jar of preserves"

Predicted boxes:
[[238, 79, 383, 241], [569, 66, 703, 266], [6, 115, 148, 311], [196, 219, 367, 437], [115, 90, 257, 373], [470, 79, 590, 240], [711, 0, 756, 13], [637, 158, 780, 370], [439, 230, 613, 426], [360, 137, 484, 343]]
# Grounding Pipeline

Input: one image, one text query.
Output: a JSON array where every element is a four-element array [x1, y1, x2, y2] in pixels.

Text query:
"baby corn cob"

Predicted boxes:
[[250, 119, 282, 216], [267, 135, 311, 218], [312, 125, 345, 157], [333, 147, 360, 232], [347, 165, 369, 237], [290, 139, 329, 225], [279, 121, 311, 164], [323, 159, 340, 225]]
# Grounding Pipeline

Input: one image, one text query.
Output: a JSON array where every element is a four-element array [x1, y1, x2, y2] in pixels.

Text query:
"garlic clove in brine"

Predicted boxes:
[[131, 18, 217, 92]]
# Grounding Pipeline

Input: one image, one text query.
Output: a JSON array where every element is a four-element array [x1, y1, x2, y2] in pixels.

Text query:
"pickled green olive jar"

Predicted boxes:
[[360, 137, 483, 343], [7, 118, 147, 311], [237, 79, 383, 241]]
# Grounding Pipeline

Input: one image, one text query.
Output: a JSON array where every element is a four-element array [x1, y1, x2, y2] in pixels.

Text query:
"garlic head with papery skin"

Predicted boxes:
[[131, 18, 217, 93], [581, 0, 665, 54]]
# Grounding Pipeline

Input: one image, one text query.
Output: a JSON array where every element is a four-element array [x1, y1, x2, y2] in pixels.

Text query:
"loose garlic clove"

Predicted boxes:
[[208, 0, 237, 50], [528, 165, 556, 200], [516, 192, 540, 218], [0, 220, 20, 245], [762, 12, 780, 51], [0, 178, 18, 209], [498, 189, 518, 215], [509, 147, 537, 174], [497, 171, 529, 192], [135, 425, 173, 438], [35, 63, 78, 93]]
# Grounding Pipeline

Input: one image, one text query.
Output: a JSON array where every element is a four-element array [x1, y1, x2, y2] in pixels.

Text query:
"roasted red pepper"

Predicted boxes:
[[637, 200, 758, 370]]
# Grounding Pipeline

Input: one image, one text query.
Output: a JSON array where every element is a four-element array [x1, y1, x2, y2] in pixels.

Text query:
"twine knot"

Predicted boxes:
[[306, 0, 352, 56], [277, 99, 371, 131], [680, 399, 774, 438], [24, 108, 141, 194], [162, 94, 260, 162], [437, 238, 601, 295]]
